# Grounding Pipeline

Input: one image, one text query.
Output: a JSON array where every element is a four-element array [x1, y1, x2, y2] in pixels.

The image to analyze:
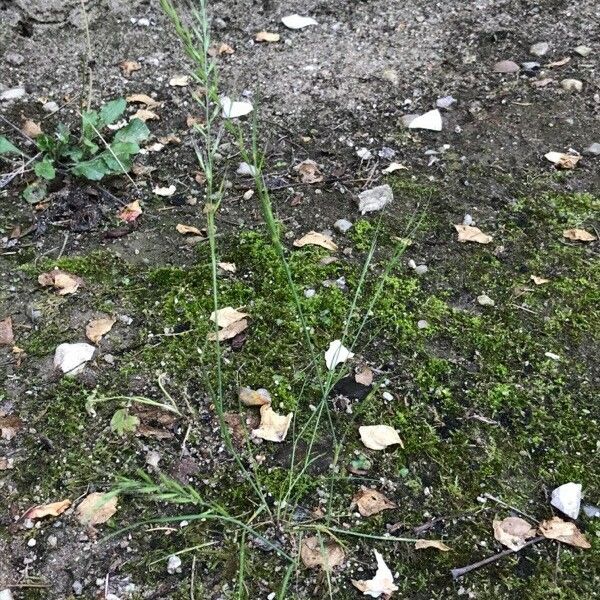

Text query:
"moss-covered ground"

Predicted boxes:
[[4, 178, 599, 599]]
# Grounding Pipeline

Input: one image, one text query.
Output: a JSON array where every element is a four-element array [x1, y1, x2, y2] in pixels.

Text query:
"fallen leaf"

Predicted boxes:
[[38, 269, 83, 295], [359, 425, 403, 451], [454, 224, 493, 244], [551, 482, 582, 519], [210, 307, 249, 329], [157, 134, 181, 145], [352, 487, 396, 517], [207, 318, 248, 341], [252, 404, 293, 442], [355, 366, 374, 386], [563, 228, 596, 242], [293, 231, 337, 252], [239, 387, 271, 407], [546, 56, 570, 68], [126, 93, 161, 108], [324, 339, 354, 370], [22, 119, 42, 138], [256, 30, 280, 42], [220, 96, 253, 119], [119, 59, 141, 77], [132, 108, 159, 122], [352, 550, 398, 598], [544, 152, 580, 169], [408, 109, 443, 131], [110, 407, 140, 436], [176, 223, 203, 236], [538, 516, 590, 549], [0, 317, 14, 346], [118, 200, 142, 223], [0, 414, 22, 441], [0, 457, 14, 470], [208, 42, 234, 56], [382, 162, 408, 174], [531, 275, 550, 285], [414, 539, 452, 552], [358, 184, 394, 214], [218, 262, 237, 273], [153, 184, 176, 197], [23, 499, 71, 521], [294, 159, 323, 183], [187, 115, 204, 128], [85, 317, 116, 344], [300, 536, 345, 570], [281, 14, 318, 29], [76, 492, 118, 526], [169, 74, 190, 87], [493, 517, 537, 551]]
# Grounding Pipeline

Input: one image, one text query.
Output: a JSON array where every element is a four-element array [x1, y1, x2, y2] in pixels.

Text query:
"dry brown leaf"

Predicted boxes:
[[293, 231, 338, 252], [76, 493, 118, 526], [22, 119, 42, 139], [0, 457, 14, 470], [493, 517, 537, 551], [355, 366, 373, 386], [118, 200, 142, 223], [23, 499, 71, 520], [218, 262, 237, 273], [85, 317, 116, 344], [210, 307, 248, 328], [0, 414, 22, 441], [126, 93, 161, 108], [239, 387, 271, 407], [176, 223, 203, 236], [157, 134, 181, 145], [294, 159, 324, 183], [538, 516, 590, 549], [414, 539, 452, 552], [132, 108, 159, 122], [359, 425, 403, 451], [38, 269, 83, 295], [0, 316, 14, 346], [207, 318, 248, 342], [256, 30, 281, 42], [208, 42, 235, 56], [252, 404, 293, 442], [169, 74, 190, 87], [187, 115, 204, 128], [119, 59, 142, 77], [531, 275, 550, 285], [352, 486, 396, 517], [300, 536, 345, 570], [544, 152, 580, 169], [563, 228, 597, 242], [454, 224, 493, 244]]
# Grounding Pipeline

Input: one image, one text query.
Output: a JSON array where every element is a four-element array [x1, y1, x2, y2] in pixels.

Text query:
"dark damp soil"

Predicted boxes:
[[1, 1, 599, 599]]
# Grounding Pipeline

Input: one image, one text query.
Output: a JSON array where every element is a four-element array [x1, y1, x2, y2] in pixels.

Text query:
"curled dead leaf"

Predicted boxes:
[[169, 74, 190, 87], [38, 269, 83, 295], [85, 317, 116, 344], [544, 152, 580, 169], [538, 516, 590, 549], [294, 159, 323, 183], [352, 550, 398, 597], [493, 517, 537, 551], [531, 275, 550, 285], [208, 42, 234, 56], [256, 31, 281, 43], [118, 200, 142, 223], [239, 387, 271, 407], [563, 228, 596, 242], [22, 119, 42, 138], [414, 539, 451, 552], [218, 262, 237, 273], [293, 231, 337, 252], [207, 318, 248, 341], [352, 486, 396, 517], [355, 366, 374, 386], [176, 223, 203, 236], [359, 425, 403, 451], [210, 307, 249, 328], [23, 499, 71, 520], [119, 59, 141, 77], [76, 492, 118, 526], [300, 536, 345, 570], [454, 224, 493, 244], [0, 317, 15, 346], [132, 108, 159, 122], [252, 404, 293, 442], [126, 93, 161, 108]]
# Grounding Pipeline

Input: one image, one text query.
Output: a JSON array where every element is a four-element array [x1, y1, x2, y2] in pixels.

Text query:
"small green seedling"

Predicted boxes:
[[0, 98, 150, 202]]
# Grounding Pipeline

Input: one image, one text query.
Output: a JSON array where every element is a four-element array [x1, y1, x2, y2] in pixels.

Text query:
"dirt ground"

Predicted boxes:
[[1, 1, 599, 599]]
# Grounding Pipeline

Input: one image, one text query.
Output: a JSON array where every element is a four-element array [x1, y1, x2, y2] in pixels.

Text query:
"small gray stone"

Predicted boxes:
[[42, 101, 59, 113], [167, 555, 182, 574], [357, 184, 393, 215], [378, 147, 396, 160], [521, 61, 540, 73], [0, 87, 26, 101], [582, 142, 600, 156], [5, 52, 24, 66], [463, 214, 474, 226], [304, 288, 316, 298], [414, 265, 428, 275], [530, 41, 550, 57], [0, 590, 14, 600], [573, 45, 592, 57], [334, 219, 353, 234], [477, 294, 495, 307], [583, 504, 600, 518], [72, 581, 83, 596], [561, 78, 583, 92], [436, 95, 456, 109], [417, 319, 428, 329], [493, 60, 519, 73]]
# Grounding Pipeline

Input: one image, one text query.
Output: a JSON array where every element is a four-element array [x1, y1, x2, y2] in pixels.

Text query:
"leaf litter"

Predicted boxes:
[[300, 536, 345, 570], [359, 425, 403, 450], [352, 550, 398, 597], [38, 269, 83, 295], [293, 231, 338, 252], [85, 317, 116, 344], [352, 487, 397, 516]]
